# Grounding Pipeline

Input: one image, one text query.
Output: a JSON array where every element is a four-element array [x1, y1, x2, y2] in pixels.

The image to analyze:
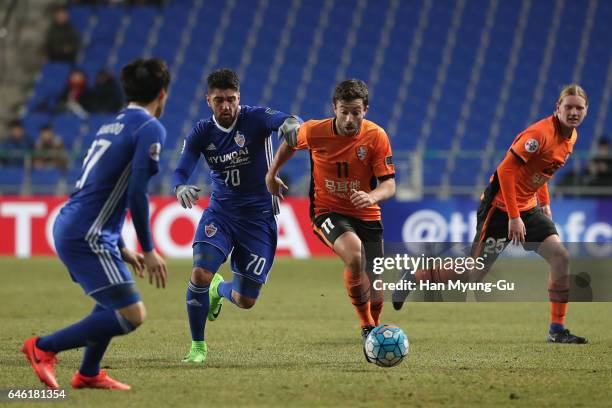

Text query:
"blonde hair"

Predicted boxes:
[[557, 84, 588, 106]]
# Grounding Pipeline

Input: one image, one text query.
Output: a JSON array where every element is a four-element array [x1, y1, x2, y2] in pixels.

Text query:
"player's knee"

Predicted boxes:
[[191, 267, 214, 286], [234, 294, 256, 309], [118, 302, 146, 328], [345, 252, 364, 273], [550, 246, 570, 270]]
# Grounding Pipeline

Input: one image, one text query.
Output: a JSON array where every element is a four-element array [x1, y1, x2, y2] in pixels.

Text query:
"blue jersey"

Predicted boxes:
[[58, 106, 165, 245], [172, 105, 291, 218]]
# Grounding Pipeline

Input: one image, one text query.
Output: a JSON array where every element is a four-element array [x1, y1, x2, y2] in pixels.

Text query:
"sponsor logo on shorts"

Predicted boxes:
[[205, 223, 217, 237]]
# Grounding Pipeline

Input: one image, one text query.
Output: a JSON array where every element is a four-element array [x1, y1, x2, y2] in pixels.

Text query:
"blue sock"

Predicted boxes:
[[37, 309, 135, 353], [549, 323, 565, 334], [217, 281, 237, 305], [79, 338, 111, 377], [186, 281, 210, 341], [79, 304, 112, 377]]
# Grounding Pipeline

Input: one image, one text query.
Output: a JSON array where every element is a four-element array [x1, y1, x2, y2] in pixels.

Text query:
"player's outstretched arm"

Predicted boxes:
[[497, 153, 526, 244], [266, 141, 295, 199], [127, 168, 168, 288], [172, 126, 203, 203], [537, 184, 552, 219]]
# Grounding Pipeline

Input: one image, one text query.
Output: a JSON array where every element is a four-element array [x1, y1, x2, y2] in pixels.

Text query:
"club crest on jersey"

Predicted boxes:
[[234, 132, 245, 147], [149, 143, 161, 161], [524, 138, 539, 153], [205, 223, 217, 237], [356, 145, 367, 161]]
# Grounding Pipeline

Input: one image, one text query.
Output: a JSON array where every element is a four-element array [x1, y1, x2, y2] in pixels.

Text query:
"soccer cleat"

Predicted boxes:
[[392, 270, 415, 311], [182, 341, 208, 363], [361, 325, 375, 342], [71, 370, 131, 390], [208, 273, 224, 321], [547, 329, 588, 344], [361, 325, 375, 363], [21, 336, 59, 389]]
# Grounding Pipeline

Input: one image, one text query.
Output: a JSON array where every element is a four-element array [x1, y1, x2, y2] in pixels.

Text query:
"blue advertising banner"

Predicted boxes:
[[381, 198, 612, 243]]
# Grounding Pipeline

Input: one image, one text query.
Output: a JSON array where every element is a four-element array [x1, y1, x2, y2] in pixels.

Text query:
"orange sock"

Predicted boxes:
[[548, 273, 569, 326], [343, 268, 374, 327], [550, 302, 568, 326], [370, 301, 383, 326]]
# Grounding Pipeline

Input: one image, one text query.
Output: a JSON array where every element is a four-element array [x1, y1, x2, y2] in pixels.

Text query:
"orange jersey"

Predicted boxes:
[[293, 118, 395, 221], [491, 115, 576, 216]]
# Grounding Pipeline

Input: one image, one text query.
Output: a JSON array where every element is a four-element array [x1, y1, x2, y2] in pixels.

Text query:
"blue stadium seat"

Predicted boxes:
[[30, 168, 62, 194], [14, 0, 608, 194], [0, 167, 25, 194], [52, 113, 82, 150]]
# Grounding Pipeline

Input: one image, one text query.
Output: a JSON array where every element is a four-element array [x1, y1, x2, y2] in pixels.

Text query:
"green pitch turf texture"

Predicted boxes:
[[1, 257, 610, 408]]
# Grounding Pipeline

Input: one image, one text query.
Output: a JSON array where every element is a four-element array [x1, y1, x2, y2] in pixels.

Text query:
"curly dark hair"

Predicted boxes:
[[333, 79, 369, 106], [207, 68, 240, 91]]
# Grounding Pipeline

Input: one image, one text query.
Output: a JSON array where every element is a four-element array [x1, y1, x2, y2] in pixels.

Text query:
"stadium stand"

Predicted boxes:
[[13, 0, 612, 197]]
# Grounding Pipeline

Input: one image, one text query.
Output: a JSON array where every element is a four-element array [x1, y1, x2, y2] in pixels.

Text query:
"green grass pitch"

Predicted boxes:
[[1, 257, 611, 407]]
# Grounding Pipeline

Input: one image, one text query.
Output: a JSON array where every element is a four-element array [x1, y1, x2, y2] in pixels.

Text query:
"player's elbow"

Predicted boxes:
[[380, 178, 396, 201]]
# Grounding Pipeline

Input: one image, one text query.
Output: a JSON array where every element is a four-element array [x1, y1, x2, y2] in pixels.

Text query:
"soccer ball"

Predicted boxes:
[[364, 324, 409, 367]]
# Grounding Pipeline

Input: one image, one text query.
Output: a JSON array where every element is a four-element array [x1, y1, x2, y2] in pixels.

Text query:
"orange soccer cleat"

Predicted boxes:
[[71, 370, 131, 390], [21, 336, 59, 389]]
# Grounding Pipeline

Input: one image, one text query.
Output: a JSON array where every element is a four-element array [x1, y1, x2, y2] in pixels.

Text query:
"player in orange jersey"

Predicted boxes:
[[394, 84, 589, 344], [266, 79, 396, 360]]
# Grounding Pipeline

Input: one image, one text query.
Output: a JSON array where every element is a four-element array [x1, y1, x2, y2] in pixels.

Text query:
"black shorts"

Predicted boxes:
[[313, 212, 384, 274], [472, 203, 558, 267]]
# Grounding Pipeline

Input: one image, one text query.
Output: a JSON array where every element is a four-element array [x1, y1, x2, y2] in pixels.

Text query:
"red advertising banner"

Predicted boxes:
[[0, 196, 333, 258]]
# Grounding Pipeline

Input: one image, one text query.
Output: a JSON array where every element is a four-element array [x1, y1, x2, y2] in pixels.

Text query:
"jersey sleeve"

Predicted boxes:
[[172, 122, 203, 189], [509, 128, 546, 164], [252, 106, 292, 134], [292, 121, 310, 151], [372, 128, 395, 178], [496, 152, 523, 218], [129, 118, 165, 252], [132, 118, 166, 175]]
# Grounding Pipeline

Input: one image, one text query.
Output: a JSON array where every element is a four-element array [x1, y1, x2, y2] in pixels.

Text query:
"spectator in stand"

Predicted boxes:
[[33, 125, 68, 170], [58, 69, 90, 118], [0, 120, 32, 167], [585, 137, 612, 187], [81, 70, 125, 114], [45, 6, 81, 63]]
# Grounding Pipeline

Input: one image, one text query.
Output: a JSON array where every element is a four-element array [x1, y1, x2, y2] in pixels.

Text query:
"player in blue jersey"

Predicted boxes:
[[172, 68, 300, 363], [21, 59, 170, 390]]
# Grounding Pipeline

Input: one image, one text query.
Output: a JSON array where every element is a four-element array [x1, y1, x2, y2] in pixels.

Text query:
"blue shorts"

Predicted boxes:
[[53, 219, 141, 309], [193, 209, 277, 285]]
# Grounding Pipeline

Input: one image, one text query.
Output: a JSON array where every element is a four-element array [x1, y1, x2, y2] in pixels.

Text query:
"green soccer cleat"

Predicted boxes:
[[182, 341, 208, 363], [208, 273, 224, 321]]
